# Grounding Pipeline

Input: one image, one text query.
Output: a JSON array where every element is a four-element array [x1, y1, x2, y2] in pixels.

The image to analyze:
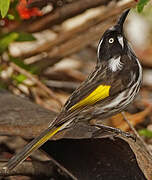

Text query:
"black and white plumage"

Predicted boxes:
[[4, 9, 143, 171], [60, 9, 142, 121]]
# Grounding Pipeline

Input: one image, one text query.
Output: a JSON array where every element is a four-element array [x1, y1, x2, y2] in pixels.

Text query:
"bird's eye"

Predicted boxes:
[[109, 38, 114, 43]]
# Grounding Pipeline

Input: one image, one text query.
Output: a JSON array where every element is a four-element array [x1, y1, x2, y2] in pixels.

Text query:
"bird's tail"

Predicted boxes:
[[3, 119, 72, 172]]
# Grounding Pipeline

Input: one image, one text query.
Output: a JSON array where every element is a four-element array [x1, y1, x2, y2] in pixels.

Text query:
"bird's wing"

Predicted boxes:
[[64, 64, 109, 111], [64, 57, 130, 112]]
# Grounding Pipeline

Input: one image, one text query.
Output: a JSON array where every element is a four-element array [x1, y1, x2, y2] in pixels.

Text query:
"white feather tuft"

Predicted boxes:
[[118, 36, 124, 48], [108, 56, 123, 72]]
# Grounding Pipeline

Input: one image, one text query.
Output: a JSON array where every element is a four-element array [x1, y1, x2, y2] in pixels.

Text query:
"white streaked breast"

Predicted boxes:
[[108, 56, 123, 72]]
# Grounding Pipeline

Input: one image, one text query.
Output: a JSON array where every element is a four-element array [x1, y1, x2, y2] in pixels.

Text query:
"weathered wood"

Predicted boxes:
[[0, 90, 99, 139], [0, 89, 57, 138], [0, 160, 76, 179], [0, 90, 152, 179]]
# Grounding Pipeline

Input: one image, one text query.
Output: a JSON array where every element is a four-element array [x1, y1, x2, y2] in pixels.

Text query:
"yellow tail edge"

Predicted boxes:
[[3, 123, 66, 172]]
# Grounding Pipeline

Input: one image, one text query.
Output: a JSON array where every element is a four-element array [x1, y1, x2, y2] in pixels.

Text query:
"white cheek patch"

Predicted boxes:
[[109, 56, 123, 72], [118, 36, 124, 49]]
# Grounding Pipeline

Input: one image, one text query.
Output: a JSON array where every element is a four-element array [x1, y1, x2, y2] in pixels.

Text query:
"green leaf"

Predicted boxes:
[[0, 32, 18, 54], [10, 57, 32, 71], [16, 33, 36, 42], [13, 74, 27, 84], [0, 0, 11, 18], [9, 0, 20, 21], [137, 0, 150, 13], [10, 57, 38, 74], [138, 129, 152, 138], [0, 31, 36, 54], [7, 14, 15, 20]]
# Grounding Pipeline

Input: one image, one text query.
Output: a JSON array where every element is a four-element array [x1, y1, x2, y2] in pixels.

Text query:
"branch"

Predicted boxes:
[[0, 160, 76, 179], [22, 0, 117, 32], [12, 0, 136, 59], [10, 62, 63, 108]]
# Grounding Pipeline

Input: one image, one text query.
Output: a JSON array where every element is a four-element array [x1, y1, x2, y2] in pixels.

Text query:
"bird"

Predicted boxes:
[[3, 9, 142, 171]]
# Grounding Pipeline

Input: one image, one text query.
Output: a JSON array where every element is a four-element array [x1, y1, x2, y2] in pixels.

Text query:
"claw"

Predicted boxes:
[[92, 123, 136, 141]]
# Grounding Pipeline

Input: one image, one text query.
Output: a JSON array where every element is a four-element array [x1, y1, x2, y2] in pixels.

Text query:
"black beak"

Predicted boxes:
[[116, 9, 130, 32]]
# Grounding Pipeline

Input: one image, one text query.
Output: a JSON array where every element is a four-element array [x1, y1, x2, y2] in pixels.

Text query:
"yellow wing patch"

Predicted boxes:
[[70, 85, 110, 110]]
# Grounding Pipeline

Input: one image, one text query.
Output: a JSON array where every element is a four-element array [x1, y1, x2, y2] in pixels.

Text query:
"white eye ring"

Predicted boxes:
[[109, 38, 114, 43]]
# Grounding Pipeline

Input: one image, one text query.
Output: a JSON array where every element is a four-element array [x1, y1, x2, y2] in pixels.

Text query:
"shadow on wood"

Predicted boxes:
[[43, 138, 146, 180]]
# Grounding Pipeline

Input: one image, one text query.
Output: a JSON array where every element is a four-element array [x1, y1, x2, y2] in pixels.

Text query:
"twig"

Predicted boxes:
[[16, 0, 136, 59], [121, 112, 152, 156], [31, 87, 61, 112], [10, 62, 62, 109], [46, 80, 80, 90], [24, 0, 116, 32], [5, 0, 113, 33], [0, 159, 77, 179]]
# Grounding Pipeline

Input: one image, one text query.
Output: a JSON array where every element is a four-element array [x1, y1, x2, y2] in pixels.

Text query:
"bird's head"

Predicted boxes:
[[97, 9, 130, 61]]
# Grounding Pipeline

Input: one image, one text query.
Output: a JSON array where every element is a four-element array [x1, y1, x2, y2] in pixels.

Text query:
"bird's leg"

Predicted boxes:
[[91, 122, 136, 141]]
